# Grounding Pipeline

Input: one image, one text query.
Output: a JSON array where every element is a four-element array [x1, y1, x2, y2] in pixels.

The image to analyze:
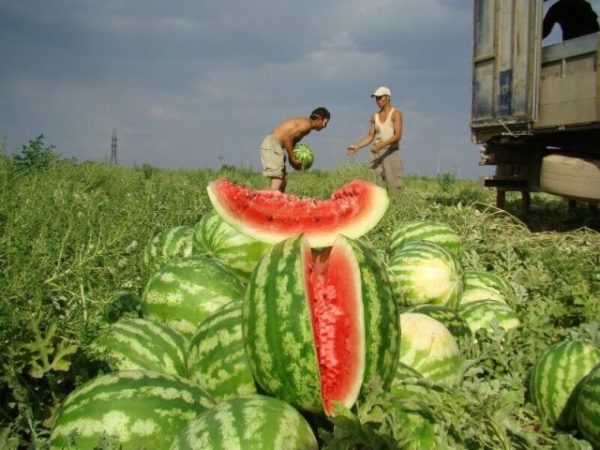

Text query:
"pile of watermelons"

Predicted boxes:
[[46, 178, 600, 449]]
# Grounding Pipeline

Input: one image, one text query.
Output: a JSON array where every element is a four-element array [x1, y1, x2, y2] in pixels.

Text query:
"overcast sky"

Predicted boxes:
[[0, 1, 595, 178]]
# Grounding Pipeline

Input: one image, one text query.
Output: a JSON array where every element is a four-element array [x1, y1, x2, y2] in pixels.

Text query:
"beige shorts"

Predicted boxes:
[[260, 134, 287, 178]]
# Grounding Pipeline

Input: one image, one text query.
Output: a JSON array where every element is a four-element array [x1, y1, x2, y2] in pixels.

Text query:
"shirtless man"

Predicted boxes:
[[260, 107, 330, 192]]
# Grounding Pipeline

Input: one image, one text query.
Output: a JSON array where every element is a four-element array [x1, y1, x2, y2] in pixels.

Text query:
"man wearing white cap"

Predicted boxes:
[[346, 86, 404, 192]]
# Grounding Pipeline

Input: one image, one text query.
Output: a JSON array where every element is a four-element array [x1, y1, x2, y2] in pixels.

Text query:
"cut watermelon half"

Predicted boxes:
[[206, 178, 389, 248], [303, 238, 365, 414]]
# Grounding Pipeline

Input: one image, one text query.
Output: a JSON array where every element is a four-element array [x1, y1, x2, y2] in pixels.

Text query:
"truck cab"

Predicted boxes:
[[471, 0, 600, 210]]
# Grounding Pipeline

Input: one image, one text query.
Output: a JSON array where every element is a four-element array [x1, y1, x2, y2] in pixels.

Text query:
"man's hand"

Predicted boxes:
[[346, 145, 358, 155]]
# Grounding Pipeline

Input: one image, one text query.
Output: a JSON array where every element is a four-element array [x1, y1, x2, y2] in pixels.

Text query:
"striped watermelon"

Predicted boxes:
[[207, 178, 388, 248], [458, 300, 520, 333], [192, 210, 271, 278], [244, 235, 399, 415], [141, 256, 246, 336], [391, 368, 441, 450], [143, 225, 194, 271], [91, 318, 189, 377], [293, 143, 314, 170], [171, 395, 318, 449], [387, 240, 464, 308], [388, 221, 462, 258], [459, 269, 513, 306], [187, 300, 256, 402], [575, 363, 600, 446], [404, 304, 472, 349], [48, 370, 213, 450], [397, 312, 463, 386], [529, 340, 600, 430]]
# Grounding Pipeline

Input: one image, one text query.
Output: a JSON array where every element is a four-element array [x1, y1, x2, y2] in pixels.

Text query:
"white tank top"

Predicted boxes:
[[374, 107, 399, 151]]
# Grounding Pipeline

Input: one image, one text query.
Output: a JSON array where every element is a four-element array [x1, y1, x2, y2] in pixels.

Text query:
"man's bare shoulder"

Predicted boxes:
[[272, 116, 311, 138]]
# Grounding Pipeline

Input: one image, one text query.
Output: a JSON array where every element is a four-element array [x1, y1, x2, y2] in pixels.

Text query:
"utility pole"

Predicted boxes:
[[110, 129, 118, 165], [436, 148, 442, 175], [218, 146, 225, 169]]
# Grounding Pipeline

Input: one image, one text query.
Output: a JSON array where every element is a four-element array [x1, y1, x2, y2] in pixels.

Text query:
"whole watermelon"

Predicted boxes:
[[529, 340, 600, 430], [91, 317, 189, 377], [48, 370, 213, 450], [141, 256, 246, 336], [293, 143, 314, 170], [388, 220, 462, 258], [170, 395, 318, 450], [187, 300, 256, 402], [244, 235, 399, 415], [192, 210, 271, 278], [387, 240, 464, 308], [575, 362, 600, 447], [143, 225, 194, 271]]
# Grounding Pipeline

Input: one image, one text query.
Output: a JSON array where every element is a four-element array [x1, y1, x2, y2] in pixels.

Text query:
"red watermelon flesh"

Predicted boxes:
[[207, 178, 388, 248], [303, 240, 365, 414]]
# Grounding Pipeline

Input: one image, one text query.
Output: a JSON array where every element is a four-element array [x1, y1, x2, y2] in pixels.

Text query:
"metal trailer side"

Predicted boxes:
[[471, 0, 600, 209]]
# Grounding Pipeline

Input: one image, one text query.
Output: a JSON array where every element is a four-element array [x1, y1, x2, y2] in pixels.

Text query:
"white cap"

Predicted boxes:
[[371, 86, 391, 97]]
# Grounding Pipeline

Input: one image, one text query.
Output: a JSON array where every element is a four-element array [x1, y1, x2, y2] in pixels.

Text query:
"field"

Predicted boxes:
[[1, 143, 600, 448]]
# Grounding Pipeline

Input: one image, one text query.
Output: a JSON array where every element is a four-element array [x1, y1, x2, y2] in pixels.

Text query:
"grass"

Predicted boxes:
[[0, 156, 599, 448]]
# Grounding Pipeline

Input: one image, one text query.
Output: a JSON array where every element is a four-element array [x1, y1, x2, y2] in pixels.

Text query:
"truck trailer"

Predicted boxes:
[[471, 0, 600, 211]]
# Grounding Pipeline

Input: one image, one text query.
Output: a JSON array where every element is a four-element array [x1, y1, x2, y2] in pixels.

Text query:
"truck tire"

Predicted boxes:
[[540, 154, 600, 203]]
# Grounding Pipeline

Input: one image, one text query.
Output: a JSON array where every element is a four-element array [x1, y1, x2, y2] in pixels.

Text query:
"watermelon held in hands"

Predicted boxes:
[[206, 178, 388, 248], [293, 143, 314, 170], [243, 235, 399, 416]]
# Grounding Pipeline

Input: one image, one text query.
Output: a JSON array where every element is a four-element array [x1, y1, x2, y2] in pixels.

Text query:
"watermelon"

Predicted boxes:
[[397, 312, 463, 386], [404, 304, 472, 349], [387, 240, 464, 308], [459, 269, 513, 306], [141, 256, 246, 336], [171, 395, 318, 450], [91, 318, 189, 377], [192, 210, 271, 278], [529, 340, 600, 430], [206, 178, 388, 248], [187, 300, 257, 402], [47, 370, 213, 450], [458, 300, 520, 333], [143, 225, 194, 271], [388, 220, 462, 258], [575, 363, 600, 447], [293, 143, 314, 170], [243, 235, 399, 415]]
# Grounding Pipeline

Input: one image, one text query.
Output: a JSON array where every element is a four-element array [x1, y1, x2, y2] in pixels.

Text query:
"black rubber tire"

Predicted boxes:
[[539, 153, 600, 203]]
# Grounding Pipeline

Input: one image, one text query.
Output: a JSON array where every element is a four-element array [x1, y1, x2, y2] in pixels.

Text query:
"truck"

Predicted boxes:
[[471, 0, 600, 212]]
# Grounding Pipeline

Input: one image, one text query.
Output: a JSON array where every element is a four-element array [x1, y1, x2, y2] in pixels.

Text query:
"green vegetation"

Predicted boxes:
[[0, 140, 599, 448]]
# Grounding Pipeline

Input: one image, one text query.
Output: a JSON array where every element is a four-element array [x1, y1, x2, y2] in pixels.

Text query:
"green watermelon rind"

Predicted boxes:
[[388, 221, 463, 258], [48, 370, 213, 450], [387, 240, 464, 308], [529, 340, 600, 430], [91, 317, 189, 378], [575, 362, 600, 446], [170, 395, 318, 450], [141, 256, 246, 336], [192, 210, 271, 278], [187, 300, 257, 402]]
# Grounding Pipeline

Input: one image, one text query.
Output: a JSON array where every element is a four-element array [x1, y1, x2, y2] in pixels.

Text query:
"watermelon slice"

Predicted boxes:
[[206, 178, 389, 248]]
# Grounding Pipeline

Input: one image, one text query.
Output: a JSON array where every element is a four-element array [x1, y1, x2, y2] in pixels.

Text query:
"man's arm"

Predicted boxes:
[[346, 116, 376, 155]]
